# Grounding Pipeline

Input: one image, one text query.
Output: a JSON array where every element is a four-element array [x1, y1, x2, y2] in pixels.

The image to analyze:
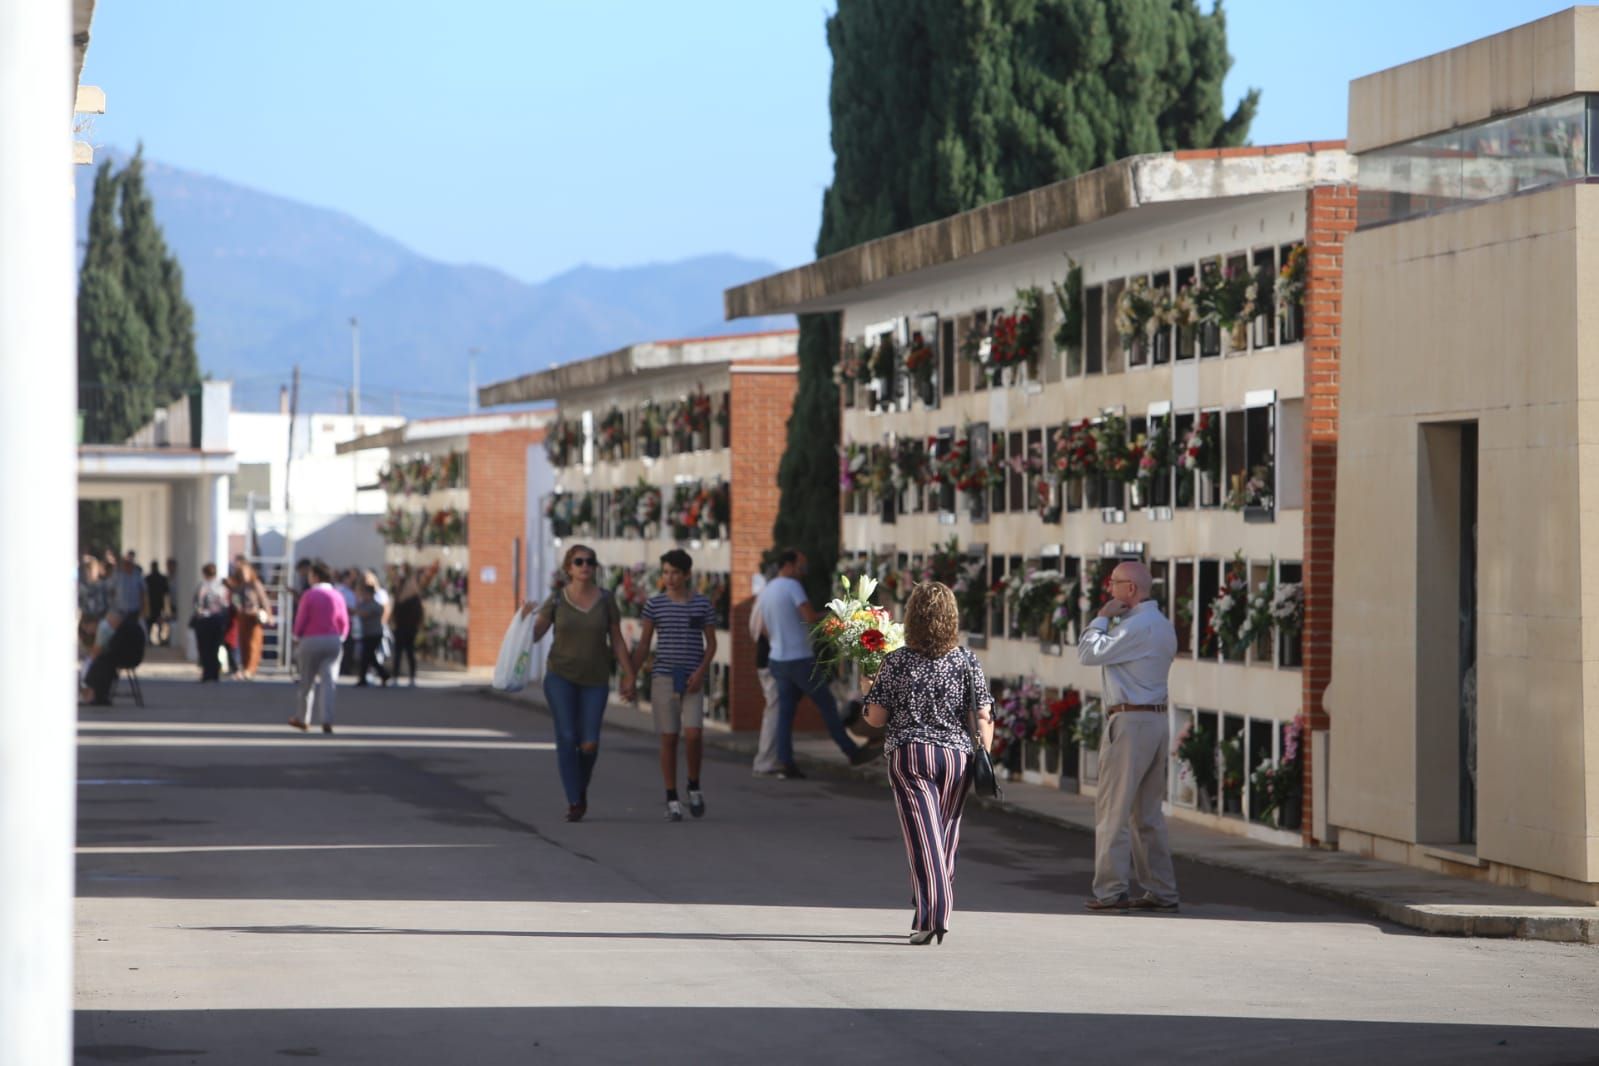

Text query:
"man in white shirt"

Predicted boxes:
[[1077, 560, 1180, 912], [748, 567, 784, 776], [754, 548, 878, 777]]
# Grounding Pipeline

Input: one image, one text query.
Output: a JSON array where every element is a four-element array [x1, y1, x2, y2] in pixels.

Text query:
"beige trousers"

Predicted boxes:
[[1092, 710, 1179, 904]]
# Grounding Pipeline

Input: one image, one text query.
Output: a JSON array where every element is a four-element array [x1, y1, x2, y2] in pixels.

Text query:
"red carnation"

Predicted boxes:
[[859, 628, 886, 653]]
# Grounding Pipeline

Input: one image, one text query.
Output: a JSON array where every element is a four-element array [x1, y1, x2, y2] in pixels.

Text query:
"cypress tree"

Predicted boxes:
[[775, 0, 1258, 603], [77, 150, 202, 442]]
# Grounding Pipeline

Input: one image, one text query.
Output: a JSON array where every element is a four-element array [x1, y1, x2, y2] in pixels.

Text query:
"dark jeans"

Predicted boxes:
[[393, 625, 418, 682], [769, 656, 859, 765], [543, 672, 609, 805], [195, 614, 226, 681], [359, 634, 389, 685]]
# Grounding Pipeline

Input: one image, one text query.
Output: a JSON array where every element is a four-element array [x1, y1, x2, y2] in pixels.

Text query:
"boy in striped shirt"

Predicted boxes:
[[632, 549, 718, 821]]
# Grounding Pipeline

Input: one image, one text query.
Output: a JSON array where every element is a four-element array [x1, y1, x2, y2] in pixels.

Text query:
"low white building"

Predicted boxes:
[[226, 408, 403, 570]]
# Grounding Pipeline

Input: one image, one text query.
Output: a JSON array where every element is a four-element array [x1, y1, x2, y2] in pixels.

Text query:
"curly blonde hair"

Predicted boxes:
[[903, 581, 960, 658]]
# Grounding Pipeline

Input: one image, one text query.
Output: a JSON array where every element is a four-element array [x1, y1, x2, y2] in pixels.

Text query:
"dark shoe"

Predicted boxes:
[[848, 744, 882, 767], [776, 763, 806, 780], [1130, 894, 1180, 912], [322, 724, 333, 735], [288, 718, 308, 732], [564, 803, 586, 822], [1085, 896, 1130, 912], [908, 928, 945, 946], [687, 789, 705, 818]]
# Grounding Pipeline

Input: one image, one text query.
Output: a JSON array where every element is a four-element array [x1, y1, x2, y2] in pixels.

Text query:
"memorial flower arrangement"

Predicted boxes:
[[1276, 243, 1307, 320], [965, 288, 1043, 378], [671, 387, 714, 447], [1271, 581, 1304, 636], [1052, 258, 1084, 356], [633, 482, 662, 534], [812, 574, 905, 680], [1037, 687, 1081, 745], [835, 342, 869, 385], [423, 507, 467, 547], [1052, 418, 1100, 482], [838, 441, 870, 492], [904, 330, 937, 399], [1070, 698, 1104, 750], [890, 436, 929, 494], [1009, 441, 1059, 520], [872, 559, 910, 610], [545, 417, 584, 467], [952, 555, 991, 628], [636, 401, 668, 453], [864, 443, 896, 500], [1250, 717, 1305, 827], [1009, 569, 1067, 638], [1092, 414, 1136, 483], [1114, 276, 1156, 345], [990, 681, 1032, 760], [1240, 569, 1276, 653], [1175, 721, 1219, 801], [1207, 553, 1251, 657], [544, 493, 574, 537], [921, 537, 964, 587], [1226, 464, 1274, 511], [1179, 412, 1219, 473], [596, 406, 627, 460], [1137, 419, 1172, 497]]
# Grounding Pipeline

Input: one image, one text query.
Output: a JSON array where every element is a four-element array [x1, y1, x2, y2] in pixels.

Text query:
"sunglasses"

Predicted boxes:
[[570, 557, 598, 568]]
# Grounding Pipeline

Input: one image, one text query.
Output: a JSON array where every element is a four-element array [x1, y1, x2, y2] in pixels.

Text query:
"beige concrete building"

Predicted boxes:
[[1330, 7, 1599, 901]]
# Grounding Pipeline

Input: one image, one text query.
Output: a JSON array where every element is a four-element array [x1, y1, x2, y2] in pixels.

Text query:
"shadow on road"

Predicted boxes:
[[74, 1006, 1599, 1066]]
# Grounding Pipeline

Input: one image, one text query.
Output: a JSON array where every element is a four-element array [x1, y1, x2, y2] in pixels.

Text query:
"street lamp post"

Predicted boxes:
[[349, 316, 360, 419]]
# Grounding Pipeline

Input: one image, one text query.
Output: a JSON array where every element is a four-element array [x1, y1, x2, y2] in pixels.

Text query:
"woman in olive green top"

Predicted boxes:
[[521, 544, 637, 822]]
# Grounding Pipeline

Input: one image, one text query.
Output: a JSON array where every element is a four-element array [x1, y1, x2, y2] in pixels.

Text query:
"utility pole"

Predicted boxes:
[[284, 364, 299, 516], [468, 346, 480, 414], [349, 315, 360, 418]]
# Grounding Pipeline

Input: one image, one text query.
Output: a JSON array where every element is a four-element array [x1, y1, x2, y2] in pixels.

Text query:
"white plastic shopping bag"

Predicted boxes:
[[492, 609, 536, 692], [183, 626, 198, 663]]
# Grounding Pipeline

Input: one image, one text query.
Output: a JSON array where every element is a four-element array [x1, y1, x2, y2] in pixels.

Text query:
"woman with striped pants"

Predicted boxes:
[[863, 582, 994, 945]]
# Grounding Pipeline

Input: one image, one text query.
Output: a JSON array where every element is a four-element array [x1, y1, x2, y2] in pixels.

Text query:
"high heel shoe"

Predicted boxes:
[[908, 928, 946, 946]]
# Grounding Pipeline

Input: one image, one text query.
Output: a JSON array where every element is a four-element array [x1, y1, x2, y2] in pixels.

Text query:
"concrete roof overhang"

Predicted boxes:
[[78, 447, 237, 480], [478, 329, 797, 408], [335, 410, 549, 455], [724, 145, 1351, 319]]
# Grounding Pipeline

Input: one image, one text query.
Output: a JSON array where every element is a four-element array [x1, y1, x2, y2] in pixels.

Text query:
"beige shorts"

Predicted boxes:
[[650, 673, 705, 734]]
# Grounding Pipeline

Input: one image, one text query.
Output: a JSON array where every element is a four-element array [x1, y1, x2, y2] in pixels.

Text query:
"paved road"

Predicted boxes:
[[75, 677, 1599, 1065]]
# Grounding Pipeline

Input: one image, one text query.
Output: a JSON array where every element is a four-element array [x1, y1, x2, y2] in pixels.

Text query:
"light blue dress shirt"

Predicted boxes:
[[1076, 600, 1178, 706]]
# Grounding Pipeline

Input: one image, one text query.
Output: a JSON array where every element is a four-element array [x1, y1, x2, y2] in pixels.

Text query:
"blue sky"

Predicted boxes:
[[80, 1, 1573, 284]]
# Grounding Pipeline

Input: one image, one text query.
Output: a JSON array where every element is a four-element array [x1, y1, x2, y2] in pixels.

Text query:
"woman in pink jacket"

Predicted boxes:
[[291, 561, 350, 734]]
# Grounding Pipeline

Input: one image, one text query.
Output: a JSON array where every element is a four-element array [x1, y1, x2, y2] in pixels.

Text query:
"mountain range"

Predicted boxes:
[[74, 150, 793, 415]]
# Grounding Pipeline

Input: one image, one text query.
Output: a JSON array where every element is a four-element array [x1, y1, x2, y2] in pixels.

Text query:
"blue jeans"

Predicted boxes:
[[769, 657, 859, 765], [543, 672, 610, 805]]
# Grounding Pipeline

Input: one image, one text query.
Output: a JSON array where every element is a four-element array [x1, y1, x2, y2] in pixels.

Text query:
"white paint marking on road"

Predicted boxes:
[[75, 737, 556, 752], [78, 722, 515, 738], [78, 844, 491, 856]]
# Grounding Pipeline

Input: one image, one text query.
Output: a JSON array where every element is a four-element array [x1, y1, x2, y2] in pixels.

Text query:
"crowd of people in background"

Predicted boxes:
[[76, 550, 436, 708]]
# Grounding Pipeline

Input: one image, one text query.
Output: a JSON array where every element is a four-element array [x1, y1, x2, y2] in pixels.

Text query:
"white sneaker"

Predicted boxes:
[[665, 800, 684, 822], [687, 789, 705, 818]]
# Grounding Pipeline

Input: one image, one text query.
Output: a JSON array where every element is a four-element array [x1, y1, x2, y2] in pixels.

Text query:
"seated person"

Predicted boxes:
[[82, 610, 147, 707]]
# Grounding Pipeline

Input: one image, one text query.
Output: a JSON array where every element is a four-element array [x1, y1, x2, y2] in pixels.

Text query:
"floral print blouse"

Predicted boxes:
[[867, 645, 987, 755]]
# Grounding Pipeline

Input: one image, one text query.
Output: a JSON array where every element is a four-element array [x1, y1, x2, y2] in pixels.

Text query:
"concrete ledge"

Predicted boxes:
[[482, 683, 1599, 945]]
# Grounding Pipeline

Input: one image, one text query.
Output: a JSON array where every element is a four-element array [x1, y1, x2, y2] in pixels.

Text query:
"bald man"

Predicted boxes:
[[1077, 560, 1180, 912]]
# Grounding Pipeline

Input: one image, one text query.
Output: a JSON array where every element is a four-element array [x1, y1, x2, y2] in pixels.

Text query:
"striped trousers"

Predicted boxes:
[[887, 741, 972, 932]]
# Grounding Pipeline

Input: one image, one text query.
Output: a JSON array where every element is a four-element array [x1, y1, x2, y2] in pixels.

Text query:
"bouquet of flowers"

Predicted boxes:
[[1009, 569, 1067, 638], [1276, 244, 1307, 321], [1207, 553, 1251, 657], [1179, 413, 1218, 474], [891, 436, 929, 493], [633, 483, 662, 533], [1052, 419, 1099, 482], [1226, 464, 1274, 511], [1114, 276, 1155, 345], [1176, 721, 1218, 799], [1271, 581, 1304, 636], [1137, 419, 1171, 496], [838, 441, 869, 492], [1070, 699, 1104, 750], [545, 418, 584, 467], [904, 330, 936, 400], [636, 401, 668, 454], [1036, 687, 1080, 745], [597, 407, 627, 459], [1052, 259, 1083, 356], [835, 341, 869, 385], [812, 575, 905, 680], [1094, 415, 1135, 483]]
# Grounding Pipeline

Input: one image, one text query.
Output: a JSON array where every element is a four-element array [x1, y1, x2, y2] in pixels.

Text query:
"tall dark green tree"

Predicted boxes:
[[775, 0, 1258, 603], [77, 148, 201, 443]]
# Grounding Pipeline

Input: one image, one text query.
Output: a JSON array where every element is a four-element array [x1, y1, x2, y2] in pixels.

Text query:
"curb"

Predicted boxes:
[[477, 686, 1599, 945]]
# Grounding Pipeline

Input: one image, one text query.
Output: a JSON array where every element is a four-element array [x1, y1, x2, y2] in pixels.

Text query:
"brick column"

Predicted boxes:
[[467, 428, 545, 670], [728, 360, 798, 731], [1300, 179, 1356, 842]]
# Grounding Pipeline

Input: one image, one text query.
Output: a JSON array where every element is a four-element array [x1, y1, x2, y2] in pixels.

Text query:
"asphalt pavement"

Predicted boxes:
[[74, 674, 1599, 1065]]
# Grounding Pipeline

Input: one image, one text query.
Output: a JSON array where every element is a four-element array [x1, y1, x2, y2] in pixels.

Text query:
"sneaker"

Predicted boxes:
[[687, 789, 705, 818], [776, 763, 807, 780], [665, 799, 685, 822], [1129, 894, 1180, 912], [848, 744, 882, 767], [322, 724, 333, 735]]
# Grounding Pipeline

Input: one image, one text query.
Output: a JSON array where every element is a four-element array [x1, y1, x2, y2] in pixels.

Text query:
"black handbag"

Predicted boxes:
[[965, 651, 1002, 800]]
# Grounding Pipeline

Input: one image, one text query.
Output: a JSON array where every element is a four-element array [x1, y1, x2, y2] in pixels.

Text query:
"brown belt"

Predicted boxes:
[[1107, 703, 1166, 715]]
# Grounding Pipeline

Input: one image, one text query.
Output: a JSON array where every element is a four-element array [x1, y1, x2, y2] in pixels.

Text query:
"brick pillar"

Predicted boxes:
[[728, 360, 798, 731], [467, 428, 545, 669], [1300, 179, 1356, 842]]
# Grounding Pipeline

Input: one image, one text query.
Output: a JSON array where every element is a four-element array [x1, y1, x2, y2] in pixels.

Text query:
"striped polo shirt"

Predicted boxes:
[[642, 592, 714, 676]]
